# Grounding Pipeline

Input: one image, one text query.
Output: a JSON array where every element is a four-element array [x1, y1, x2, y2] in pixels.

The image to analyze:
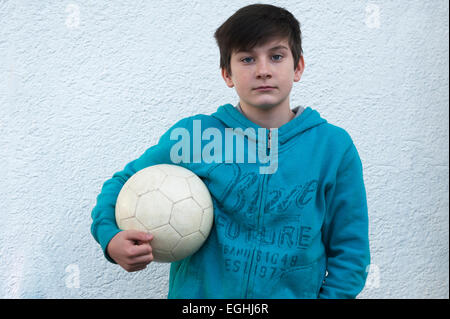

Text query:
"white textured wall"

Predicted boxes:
[[0, 0, 448, 299]]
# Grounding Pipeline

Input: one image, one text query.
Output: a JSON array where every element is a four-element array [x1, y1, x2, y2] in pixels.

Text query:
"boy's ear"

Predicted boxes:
[[221, 68, 235, 88], [293, 55, 305, 82]]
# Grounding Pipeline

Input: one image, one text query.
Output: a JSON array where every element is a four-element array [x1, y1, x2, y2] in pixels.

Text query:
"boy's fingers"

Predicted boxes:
[[128, 242, 153, 258], [131, 253, 154, 265]]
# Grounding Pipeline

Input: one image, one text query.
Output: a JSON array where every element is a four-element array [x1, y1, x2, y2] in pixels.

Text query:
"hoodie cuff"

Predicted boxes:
[[98, 226, 122, 264]]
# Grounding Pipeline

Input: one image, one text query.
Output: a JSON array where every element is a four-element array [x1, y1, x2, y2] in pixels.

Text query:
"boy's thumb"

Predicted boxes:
[[126, 229, 153, 242]]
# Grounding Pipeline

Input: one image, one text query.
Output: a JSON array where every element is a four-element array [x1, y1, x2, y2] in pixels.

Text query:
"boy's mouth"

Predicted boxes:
[[254, 86, 276, 91]]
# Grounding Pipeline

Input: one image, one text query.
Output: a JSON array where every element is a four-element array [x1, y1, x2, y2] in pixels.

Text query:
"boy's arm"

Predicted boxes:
[[319, 142, 370, 299], [90, 117, 192, 263]]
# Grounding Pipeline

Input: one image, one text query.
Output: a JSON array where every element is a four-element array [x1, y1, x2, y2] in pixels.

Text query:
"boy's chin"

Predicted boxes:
[[255, 104, 276, 110], [241, 96, 286, 111], [250, 101, 281, 111]]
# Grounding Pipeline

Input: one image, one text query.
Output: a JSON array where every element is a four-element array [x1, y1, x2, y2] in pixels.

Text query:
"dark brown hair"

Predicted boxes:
[[214, 4, 303, 76]]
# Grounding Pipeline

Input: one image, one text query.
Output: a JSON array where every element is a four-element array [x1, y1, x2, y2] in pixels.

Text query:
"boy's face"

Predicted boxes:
[[221, 37, 304, 111]]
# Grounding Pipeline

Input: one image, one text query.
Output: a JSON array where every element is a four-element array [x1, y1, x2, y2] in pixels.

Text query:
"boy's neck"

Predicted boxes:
[[238, 100, 295, 129]]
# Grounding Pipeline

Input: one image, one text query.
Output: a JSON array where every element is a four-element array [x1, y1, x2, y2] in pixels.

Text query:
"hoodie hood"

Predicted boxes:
[[211, 103, 327, 145]]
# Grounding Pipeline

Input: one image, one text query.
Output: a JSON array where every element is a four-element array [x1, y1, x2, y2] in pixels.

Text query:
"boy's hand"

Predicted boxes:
[[107, 230, 154, 272]]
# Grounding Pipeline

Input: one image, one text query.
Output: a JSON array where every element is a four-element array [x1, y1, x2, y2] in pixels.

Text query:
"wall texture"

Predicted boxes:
[[0, 0, 448, 298]]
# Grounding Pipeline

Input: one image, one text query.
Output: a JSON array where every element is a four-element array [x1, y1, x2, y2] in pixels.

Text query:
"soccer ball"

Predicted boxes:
[[115, 164, 214, 263]]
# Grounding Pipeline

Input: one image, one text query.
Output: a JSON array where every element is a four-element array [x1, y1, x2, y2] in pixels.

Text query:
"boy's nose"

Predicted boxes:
[[255, 61, 272, 79]]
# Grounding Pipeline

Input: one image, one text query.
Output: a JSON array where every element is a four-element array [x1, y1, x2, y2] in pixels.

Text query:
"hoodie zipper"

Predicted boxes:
[[243, 128, 271, 298]]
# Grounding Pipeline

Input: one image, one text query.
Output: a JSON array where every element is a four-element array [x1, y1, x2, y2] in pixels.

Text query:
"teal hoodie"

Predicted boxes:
[[91, 103, 370, 299]]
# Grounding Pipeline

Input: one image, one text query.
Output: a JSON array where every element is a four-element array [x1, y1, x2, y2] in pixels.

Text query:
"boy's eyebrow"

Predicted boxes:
[[236, 45, 289, 54]]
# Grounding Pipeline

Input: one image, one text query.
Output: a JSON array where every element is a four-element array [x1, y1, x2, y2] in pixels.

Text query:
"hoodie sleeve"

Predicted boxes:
[[90, 117, 192, 263], [319, 141, 370, 299]]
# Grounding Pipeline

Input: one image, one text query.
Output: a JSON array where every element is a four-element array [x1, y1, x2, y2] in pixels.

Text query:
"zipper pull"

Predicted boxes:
[[268, 129, 271, 150]]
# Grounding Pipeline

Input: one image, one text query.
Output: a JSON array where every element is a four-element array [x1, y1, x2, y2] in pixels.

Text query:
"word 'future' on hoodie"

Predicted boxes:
[[91, 103, 370, 299]]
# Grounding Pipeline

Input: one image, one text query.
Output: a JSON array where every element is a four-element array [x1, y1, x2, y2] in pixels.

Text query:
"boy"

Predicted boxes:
[[91, 4, 370, 299]]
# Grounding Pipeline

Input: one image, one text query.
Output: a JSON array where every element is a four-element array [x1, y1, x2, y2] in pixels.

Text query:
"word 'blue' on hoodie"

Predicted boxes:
[[91, 103, 370, 299]]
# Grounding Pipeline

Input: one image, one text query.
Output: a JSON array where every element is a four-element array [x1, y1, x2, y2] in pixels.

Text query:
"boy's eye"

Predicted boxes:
[[272, 54, 283, 61], [241, 57, 254, 63]]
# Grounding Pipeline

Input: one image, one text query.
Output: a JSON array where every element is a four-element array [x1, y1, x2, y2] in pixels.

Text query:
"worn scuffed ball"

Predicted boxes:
[[115, 164, 214, 262]]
